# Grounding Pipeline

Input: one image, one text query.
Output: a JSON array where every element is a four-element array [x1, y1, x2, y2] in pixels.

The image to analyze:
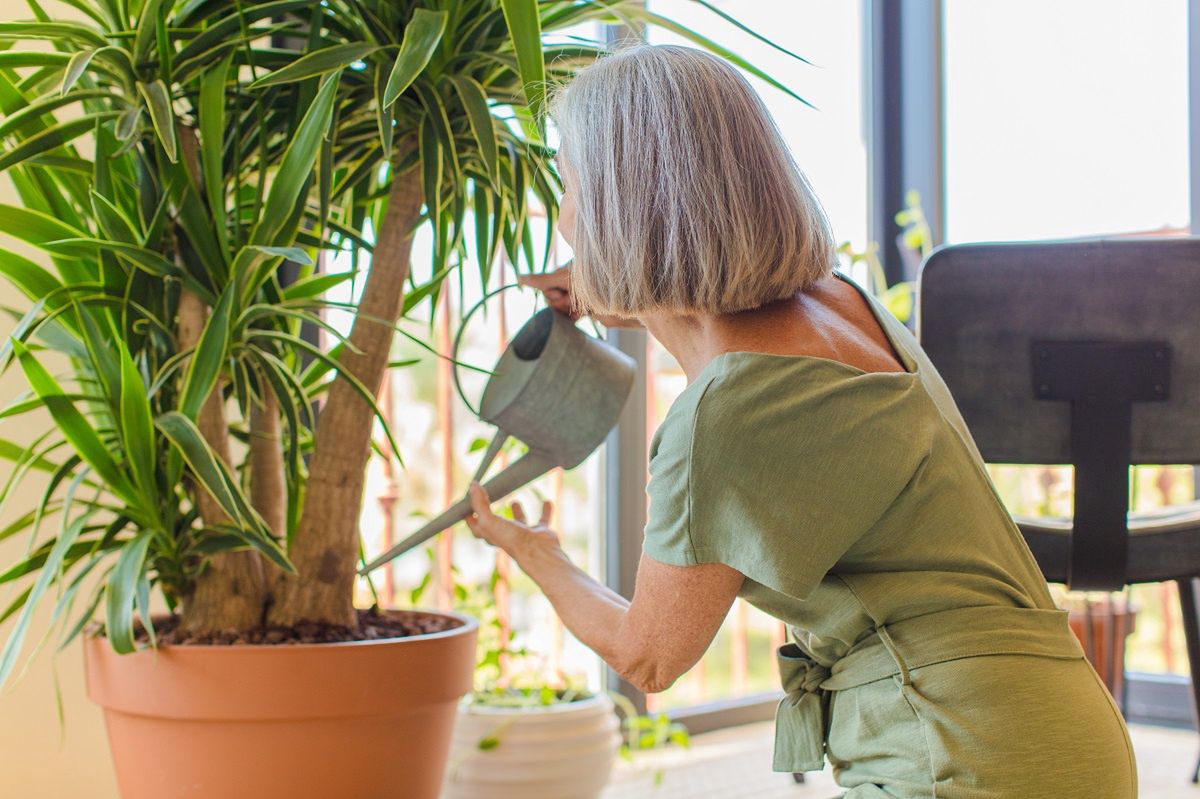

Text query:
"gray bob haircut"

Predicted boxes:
[[549, 44, 836, 317]]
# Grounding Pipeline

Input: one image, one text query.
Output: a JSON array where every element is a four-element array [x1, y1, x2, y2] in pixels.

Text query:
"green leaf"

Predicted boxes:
[[247, 245, 312, 266], [116, 107, 140, 141], [75, 303, 120, 407], [118, 342, 156, 505], [57, 565, 110, 650], [0, 204, 85, 248], [0, 112, 118, 173], [382, 9, 448, 108], [61, 49, 98, 96], [11, 341, 138, 505], [43, 238, 180, 280], [687, 0, 812, 66], [0, 89, 121, 141], [402, 265, 454, 317], [248, 329, 403, 463], [155, 412, 252, 528], [178, 284, 235, 421], [135, 575, 155, 649], [499, 0, 546, 130], [133, 0, 167, 69], [619, 8, 814, 109], [450, 76, 500, 185], [136, 80, 177, 163], [0, 22, 108, 48], [0, 514, 88, 689], [104, 529, 154, 654], [200, 51, 233, 250], [249, 72, 339, 247], [419, 114, 443, 215], [0, 52, 70, 70], [90, 191, 139, 244], [206, 523, 293, 573], [249, 44, 378, 89], [280, 270, 356, 301], [0, 538, 113, 586]]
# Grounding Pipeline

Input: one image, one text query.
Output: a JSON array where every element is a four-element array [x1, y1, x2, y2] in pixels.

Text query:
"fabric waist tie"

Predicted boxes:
[[772, 605, 1085, 773]]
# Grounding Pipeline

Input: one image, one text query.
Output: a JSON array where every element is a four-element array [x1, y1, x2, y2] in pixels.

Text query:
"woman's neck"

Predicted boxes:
[[642, 296, 811, 383], [641, 313, 720, 382]]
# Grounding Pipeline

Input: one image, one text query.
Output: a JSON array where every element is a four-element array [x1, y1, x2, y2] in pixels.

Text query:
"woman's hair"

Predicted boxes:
[[549, 44, 835, 317]]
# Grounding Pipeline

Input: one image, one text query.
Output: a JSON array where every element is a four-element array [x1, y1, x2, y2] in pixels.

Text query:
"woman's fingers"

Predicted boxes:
[[467, 482, 493, 520], [519, 268, 578, 317], [540, 500, 553, 527], [466, 483, 501, 544], [511, 501, 526, 524], [518, 269, 570, 292]]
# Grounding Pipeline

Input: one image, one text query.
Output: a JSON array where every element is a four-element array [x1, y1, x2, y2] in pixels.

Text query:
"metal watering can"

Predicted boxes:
[[360, 306, 636, 573]]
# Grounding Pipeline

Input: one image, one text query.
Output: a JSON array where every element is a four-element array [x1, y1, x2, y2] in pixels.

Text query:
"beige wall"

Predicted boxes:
[[0, 1, 119, 795]]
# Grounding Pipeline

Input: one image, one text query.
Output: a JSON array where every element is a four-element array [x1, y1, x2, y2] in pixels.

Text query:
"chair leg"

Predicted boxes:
[[1175, 577, 1200, 782]]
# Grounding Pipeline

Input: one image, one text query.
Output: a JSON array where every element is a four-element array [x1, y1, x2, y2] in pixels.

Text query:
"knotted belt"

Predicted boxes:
[[772, 605, 1086, 773]]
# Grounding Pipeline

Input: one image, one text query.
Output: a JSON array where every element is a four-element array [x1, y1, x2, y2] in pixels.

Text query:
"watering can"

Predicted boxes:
[[360, 307, 636, 573]]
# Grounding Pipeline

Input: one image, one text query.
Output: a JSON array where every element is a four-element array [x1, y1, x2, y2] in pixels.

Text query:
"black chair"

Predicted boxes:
[[917, 237, 1200, 780]]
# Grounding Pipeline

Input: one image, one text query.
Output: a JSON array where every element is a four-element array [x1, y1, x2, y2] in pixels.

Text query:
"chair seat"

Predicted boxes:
[[1015, 502, 1200, 585]]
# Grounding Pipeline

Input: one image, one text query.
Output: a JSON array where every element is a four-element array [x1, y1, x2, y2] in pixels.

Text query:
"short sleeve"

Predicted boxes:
[[643, 358, 929, 600]]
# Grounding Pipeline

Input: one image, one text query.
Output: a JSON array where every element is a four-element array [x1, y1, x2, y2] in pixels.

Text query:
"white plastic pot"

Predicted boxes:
[[443, 692, 621, 799]]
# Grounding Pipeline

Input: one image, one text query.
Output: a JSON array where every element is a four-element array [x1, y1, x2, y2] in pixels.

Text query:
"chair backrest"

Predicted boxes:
[[919, 237, 1200, 466], [918, 237, 1200, 590]]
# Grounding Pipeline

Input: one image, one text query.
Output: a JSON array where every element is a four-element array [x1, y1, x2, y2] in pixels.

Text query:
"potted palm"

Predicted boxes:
[[0, 1, 805, 796]]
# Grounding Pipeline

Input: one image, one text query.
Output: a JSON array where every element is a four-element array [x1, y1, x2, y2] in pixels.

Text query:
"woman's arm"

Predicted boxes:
[[466, 483, 743, 693]]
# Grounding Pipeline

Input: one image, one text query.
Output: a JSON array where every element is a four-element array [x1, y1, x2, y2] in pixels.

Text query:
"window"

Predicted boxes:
[[943, 0, 1189, 242]]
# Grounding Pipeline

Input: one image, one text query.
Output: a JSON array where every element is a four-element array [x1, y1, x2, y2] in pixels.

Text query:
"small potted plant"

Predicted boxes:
[[442, 604, 688, 799]]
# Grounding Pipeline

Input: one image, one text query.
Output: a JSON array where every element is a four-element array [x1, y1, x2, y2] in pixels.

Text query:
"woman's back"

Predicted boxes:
[[641, 275, 1137, 797]]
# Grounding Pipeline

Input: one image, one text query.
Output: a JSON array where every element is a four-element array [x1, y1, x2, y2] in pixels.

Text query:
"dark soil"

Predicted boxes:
[[125, 607, 462, 646]]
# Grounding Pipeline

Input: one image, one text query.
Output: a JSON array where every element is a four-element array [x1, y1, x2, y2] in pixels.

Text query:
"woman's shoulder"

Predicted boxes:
[[684, 351, 925, 427], [651, 351, 936, 480]]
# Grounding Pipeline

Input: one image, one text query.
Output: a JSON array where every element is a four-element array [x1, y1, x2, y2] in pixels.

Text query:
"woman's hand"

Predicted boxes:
[[519, 267, 643, 329], [465, 482, 561, 559]]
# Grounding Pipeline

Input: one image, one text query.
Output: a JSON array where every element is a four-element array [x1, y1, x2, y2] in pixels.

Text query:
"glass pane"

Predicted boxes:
[[643, 0, 868, 712], [943, 0, 1189, 242]]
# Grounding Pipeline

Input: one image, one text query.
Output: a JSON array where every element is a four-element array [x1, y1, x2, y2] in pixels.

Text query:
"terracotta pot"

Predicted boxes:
[[84, 609, 477, 799], [1066, 597, 1137, 707], [443, 692, 620, 799]]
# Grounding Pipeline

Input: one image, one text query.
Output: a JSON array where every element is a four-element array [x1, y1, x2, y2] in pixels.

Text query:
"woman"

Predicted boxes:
[[465, 45, 1136, 798]]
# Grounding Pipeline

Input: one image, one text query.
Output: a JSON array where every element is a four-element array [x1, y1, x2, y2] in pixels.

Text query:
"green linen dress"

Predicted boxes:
[[642, 275, 1137, 798]]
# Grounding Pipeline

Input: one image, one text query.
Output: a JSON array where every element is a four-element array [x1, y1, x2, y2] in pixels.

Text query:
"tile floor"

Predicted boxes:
[[602, 721, 1198, 798]]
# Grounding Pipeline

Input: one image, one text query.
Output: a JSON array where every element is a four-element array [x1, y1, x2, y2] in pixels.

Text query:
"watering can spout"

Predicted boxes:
[[358, 449, 557, 574]]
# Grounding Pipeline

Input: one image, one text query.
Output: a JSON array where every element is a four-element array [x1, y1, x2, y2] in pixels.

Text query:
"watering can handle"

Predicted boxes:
[[358, 448, 557, 574], [449, 262, 595, 418], [450, 282, 524, 418]]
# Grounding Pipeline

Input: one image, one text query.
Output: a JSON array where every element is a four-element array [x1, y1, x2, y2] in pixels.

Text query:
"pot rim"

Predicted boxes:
[[461, 690, 614, 716], [86, 607, 478, 652]]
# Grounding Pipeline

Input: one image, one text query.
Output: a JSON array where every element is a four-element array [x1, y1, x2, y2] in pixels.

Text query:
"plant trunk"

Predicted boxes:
[[249, 387, 287, 541], [177, 288, 267, 634], [268, 165, 424, 627]]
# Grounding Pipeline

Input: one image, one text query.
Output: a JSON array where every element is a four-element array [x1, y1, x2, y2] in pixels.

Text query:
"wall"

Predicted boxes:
[[0, 0, 120, 794]]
